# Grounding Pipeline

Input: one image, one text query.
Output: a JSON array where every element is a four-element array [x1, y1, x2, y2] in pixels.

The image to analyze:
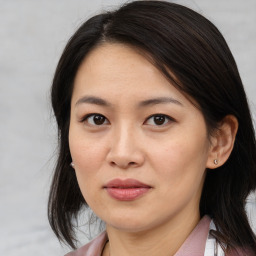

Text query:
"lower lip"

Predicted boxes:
[[105, 187, 150, 201]]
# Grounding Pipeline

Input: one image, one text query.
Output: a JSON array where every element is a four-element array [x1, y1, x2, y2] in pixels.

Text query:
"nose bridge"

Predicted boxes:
[[107, 121, 144, 168], [112, 121, 136, 154]]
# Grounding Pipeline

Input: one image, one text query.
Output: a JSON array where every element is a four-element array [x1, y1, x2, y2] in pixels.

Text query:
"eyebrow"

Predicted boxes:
[[75, 96, 183, 107], [138, 97, 183, 107], [75, 96, 111, 107]]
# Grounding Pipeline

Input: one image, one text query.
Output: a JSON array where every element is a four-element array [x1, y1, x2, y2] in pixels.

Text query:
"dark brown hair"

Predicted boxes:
[[48, 0, 256, 251]]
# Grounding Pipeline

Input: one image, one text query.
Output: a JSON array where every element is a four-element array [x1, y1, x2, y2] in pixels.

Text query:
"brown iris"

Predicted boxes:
[[93, 115, 106, 125], [153, 115, 166, 125]]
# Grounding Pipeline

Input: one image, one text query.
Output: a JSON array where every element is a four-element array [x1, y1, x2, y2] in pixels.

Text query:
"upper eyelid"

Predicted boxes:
[[142, 114, 175, 128], [145, 114, 175, 122], [79, 113, 109, 123]]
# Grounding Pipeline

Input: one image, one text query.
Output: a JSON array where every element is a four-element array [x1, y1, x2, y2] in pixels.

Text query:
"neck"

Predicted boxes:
[[103, 211, 200, 256]]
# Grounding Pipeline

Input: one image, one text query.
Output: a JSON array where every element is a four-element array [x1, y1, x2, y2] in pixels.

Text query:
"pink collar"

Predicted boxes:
[[174, 215, 211, 256]]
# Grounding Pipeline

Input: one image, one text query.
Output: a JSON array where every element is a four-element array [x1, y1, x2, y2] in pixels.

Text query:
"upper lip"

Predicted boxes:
[[104, 178, 151, 188]]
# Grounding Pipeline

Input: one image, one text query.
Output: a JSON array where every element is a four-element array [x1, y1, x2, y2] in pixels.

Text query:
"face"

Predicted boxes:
[[69, 43, 213, 233]]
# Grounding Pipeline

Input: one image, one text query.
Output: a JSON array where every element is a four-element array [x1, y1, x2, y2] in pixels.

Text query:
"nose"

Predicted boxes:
[[106, 126, 145, 169]]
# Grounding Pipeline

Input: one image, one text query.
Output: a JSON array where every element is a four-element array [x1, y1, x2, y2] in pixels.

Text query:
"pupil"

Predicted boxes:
[[154, 115, 165, 125], [94, 115, 105, 125]]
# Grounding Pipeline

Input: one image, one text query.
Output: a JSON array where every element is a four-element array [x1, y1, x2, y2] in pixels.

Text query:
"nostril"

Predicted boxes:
[[110, 161, 116, 166], [109, 161, 137, 168]]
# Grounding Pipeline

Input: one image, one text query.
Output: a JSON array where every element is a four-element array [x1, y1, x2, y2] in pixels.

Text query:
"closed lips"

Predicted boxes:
[[104, 179, 152, 201], [104, 179, 152, 188]]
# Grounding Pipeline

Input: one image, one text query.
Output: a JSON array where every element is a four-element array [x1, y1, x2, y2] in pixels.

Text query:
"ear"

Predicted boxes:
[[206, 115, 238, 169]]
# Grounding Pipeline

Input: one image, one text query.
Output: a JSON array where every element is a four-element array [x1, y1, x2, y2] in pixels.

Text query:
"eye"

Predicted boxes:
[[82, 114, 109, 126], [145, 114, 173, 126]]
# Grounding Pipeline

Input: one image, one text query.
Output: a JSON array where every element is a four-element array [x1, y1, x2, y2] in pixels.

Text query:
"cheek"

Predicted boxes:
[[69, 131, 108, 197], [148, 129, 209, 192], [70, 143, 105, 207], [151, 139, 207, 171], [69, 129, 106, 169], [148, 142, 207, 215]]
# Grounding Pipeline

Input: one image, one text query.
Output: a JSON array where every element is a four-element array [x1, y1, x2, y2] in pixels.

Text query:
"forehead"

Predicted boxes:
[[75, 43, 161, 84], [73, 43, 188, 102]]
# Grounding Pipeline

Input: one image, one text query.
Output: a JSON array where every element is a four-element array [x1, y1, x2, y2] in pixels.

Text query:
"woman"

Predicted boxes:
[[48, 1, 256, 255]]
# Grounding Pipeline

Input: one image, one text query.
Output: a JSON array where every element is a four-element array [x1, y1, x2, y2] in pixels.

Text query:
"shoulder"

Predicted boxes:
[[65, 231, 108, 256]]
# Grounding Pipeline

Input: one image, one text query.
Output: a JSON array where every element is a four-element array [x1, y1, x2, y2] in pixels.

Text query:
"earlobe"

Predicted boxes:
[[206, 115, 238, 169]]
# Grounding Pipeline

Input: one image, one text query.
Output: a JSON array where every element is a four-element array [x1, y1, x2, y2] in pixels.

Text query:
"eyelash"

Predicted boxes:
[[80, 113, 109, 126], [144, 114, 175, 126], [80, 113, 175, 127]]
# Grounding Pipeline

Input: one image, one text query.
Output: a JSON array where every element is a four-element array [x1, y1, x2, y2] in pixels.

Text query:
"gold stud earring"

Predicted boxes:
[[214, 159, 218, 165]]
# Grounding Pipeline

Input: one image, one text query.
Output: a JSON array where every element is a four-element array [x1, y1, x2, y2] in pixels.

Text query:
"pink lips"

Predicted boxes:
[[104, 179, 151, 201]]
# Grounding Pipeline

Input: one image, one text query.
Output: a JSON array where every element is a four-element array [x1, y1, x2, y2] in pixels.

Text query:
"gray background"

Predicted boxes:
[[0, 0, 255, 255]]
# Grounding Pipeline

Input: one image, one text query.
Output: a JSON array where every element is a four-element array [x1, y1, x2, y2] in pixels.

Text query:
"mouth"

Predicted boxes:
[[104, 179, 152, 201]]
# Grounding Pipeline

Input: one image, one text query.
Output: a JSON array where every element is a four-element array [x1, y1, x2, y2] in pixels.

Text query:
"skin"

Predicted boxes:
[[69, 43, 238, 256]]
